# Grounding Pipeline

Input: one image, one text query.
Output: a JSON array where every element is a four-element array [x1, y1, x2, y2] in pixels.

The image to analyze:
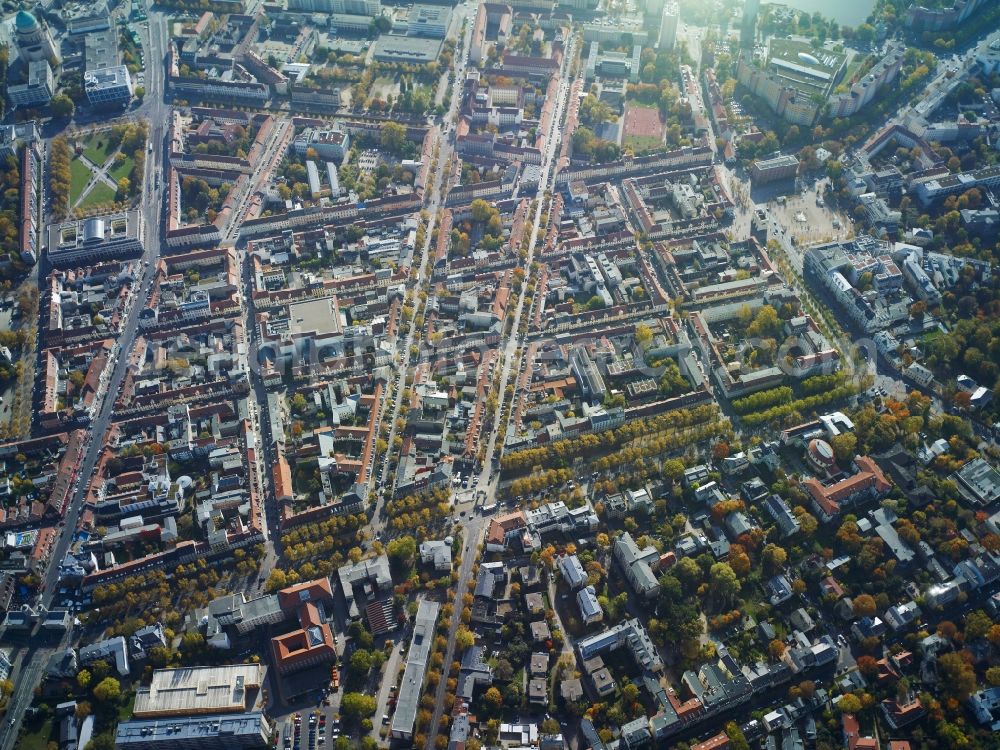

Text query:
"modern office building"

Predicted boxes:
[[116, 713, 271, 750], [905, 0, 988, 31], [133, 664, 266, 718], [737, 38, 849, 125], [828, 43, 905, 118], [7, 60, 54, 108], [47, 211, 144, 267], [659, 3, 679, 50], [84, 66, 134, 105], [0, 122, 39, 160], [64, 1, 112, 35], [327, 13, 372, 35], [81, 27, 133, 105], [410, 5, 451, 37], [750, 154, 799, 183], [84, 27, 121, 71], [741, 0, 760, 47], [913, 163, 1000, 206], [292, 128, 351, 163], [372, 36, 443, 64], [287, 0, 380, 13], [582, 19, 649, 45]]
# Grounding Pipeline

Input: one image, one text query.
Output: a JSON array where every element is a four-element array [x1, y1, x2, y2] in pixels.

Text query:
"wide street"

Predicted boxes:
[[7, 3, 997, 749], [474, 57, 577, 496], [369, 3, 476, 529], [421, 32, 579, 750], [0, 5, 169, 748]]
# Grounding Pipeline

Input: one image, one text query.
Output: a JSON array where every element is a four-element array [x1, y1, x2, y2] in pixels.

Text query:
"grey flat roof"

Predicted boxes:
[[372, 35, 443, 63], [133, 664, 264, 717], [287, 297, 343, 336], [391, 599, 440, 737], [85, 65, 131, 89], [116, 712, 268, 746], [84, 28, 119, 71]]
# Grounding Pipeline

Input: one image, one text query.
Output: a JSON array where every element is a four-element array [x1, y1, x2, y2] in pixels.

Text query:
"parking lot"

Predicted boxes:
[[280, 709, 338, 750], [268, 626, 409, 749], [452, 470, 488, 508]]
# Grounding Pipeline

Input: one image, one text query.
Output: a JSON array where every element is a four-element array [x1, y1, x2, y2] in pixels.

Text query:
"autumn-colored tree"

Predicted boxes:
[[964, 610, 993, 641], [856, 655, 879, 676], [837, 694, 862, 714], [852, 594, 877, 618], [830, 432, 857, 464], [937, 652, 977, 700], [709, 562, 739, 607], [768, 639, 786, 660], [728, 544, 751, 578], [92, 677, 121, 704], [795, 508, 818, 535], [762, 543, 787, 570], [937, 620, 959, 640], [712, 441, 731, 460], [455, 627, 475, 651], [988, 624, 1000, 645], [483, 687, 503, 711], [836, 520, 863, 552], [896, 519, 921, 546]]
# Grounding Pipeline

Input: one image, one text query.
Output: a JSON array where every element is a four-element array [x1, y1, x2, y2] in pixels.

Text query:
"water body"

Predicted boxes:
[[768, 0, 876, 28]]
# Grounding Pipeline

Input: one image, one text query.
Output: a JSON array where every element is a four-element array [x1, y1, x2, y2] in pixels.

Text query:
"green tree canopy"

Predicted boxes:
[[340, 692, 377, 719], [92, 676, 121, 704]]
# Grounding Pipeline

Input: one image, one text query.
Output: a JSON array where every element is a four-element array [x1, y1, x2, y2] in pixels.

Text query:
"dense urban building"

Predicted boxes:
[[1, 5, 998, 750]]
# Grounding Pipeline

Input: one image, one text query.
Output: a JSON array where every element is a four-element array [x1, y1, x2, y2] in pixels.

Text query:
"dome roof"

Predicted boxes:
[[808, 438, 836, 467], [15, 10, 38, 30]]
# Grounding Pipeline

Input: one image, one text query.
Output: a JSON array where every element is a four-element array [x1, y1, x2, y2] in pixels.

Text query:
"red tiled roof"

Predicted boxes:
[[842, 713, 876, 750], [806, 455, 892, 516], [882, 697, 924, 726], [365, 598, 396, 636], [691, 732, 730, 750], [486, 511, 526, 545], [276, 578, 333, 613], [273, 453, 293, 501]]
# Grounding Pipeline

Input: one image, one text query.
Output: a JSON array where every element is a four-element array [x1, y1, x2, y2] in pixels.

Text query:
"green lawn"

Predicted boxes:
[[109, 153, 136, 182], [70, 158, 94, 205], [118, 690, 137, 721], [79, 181, 118, 209], [82, 133, 115, 167], [921, 329, 942, 344], [370, 75, 399, 103], [624, 135, 663, 153], [15, 716, 53, 750]]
